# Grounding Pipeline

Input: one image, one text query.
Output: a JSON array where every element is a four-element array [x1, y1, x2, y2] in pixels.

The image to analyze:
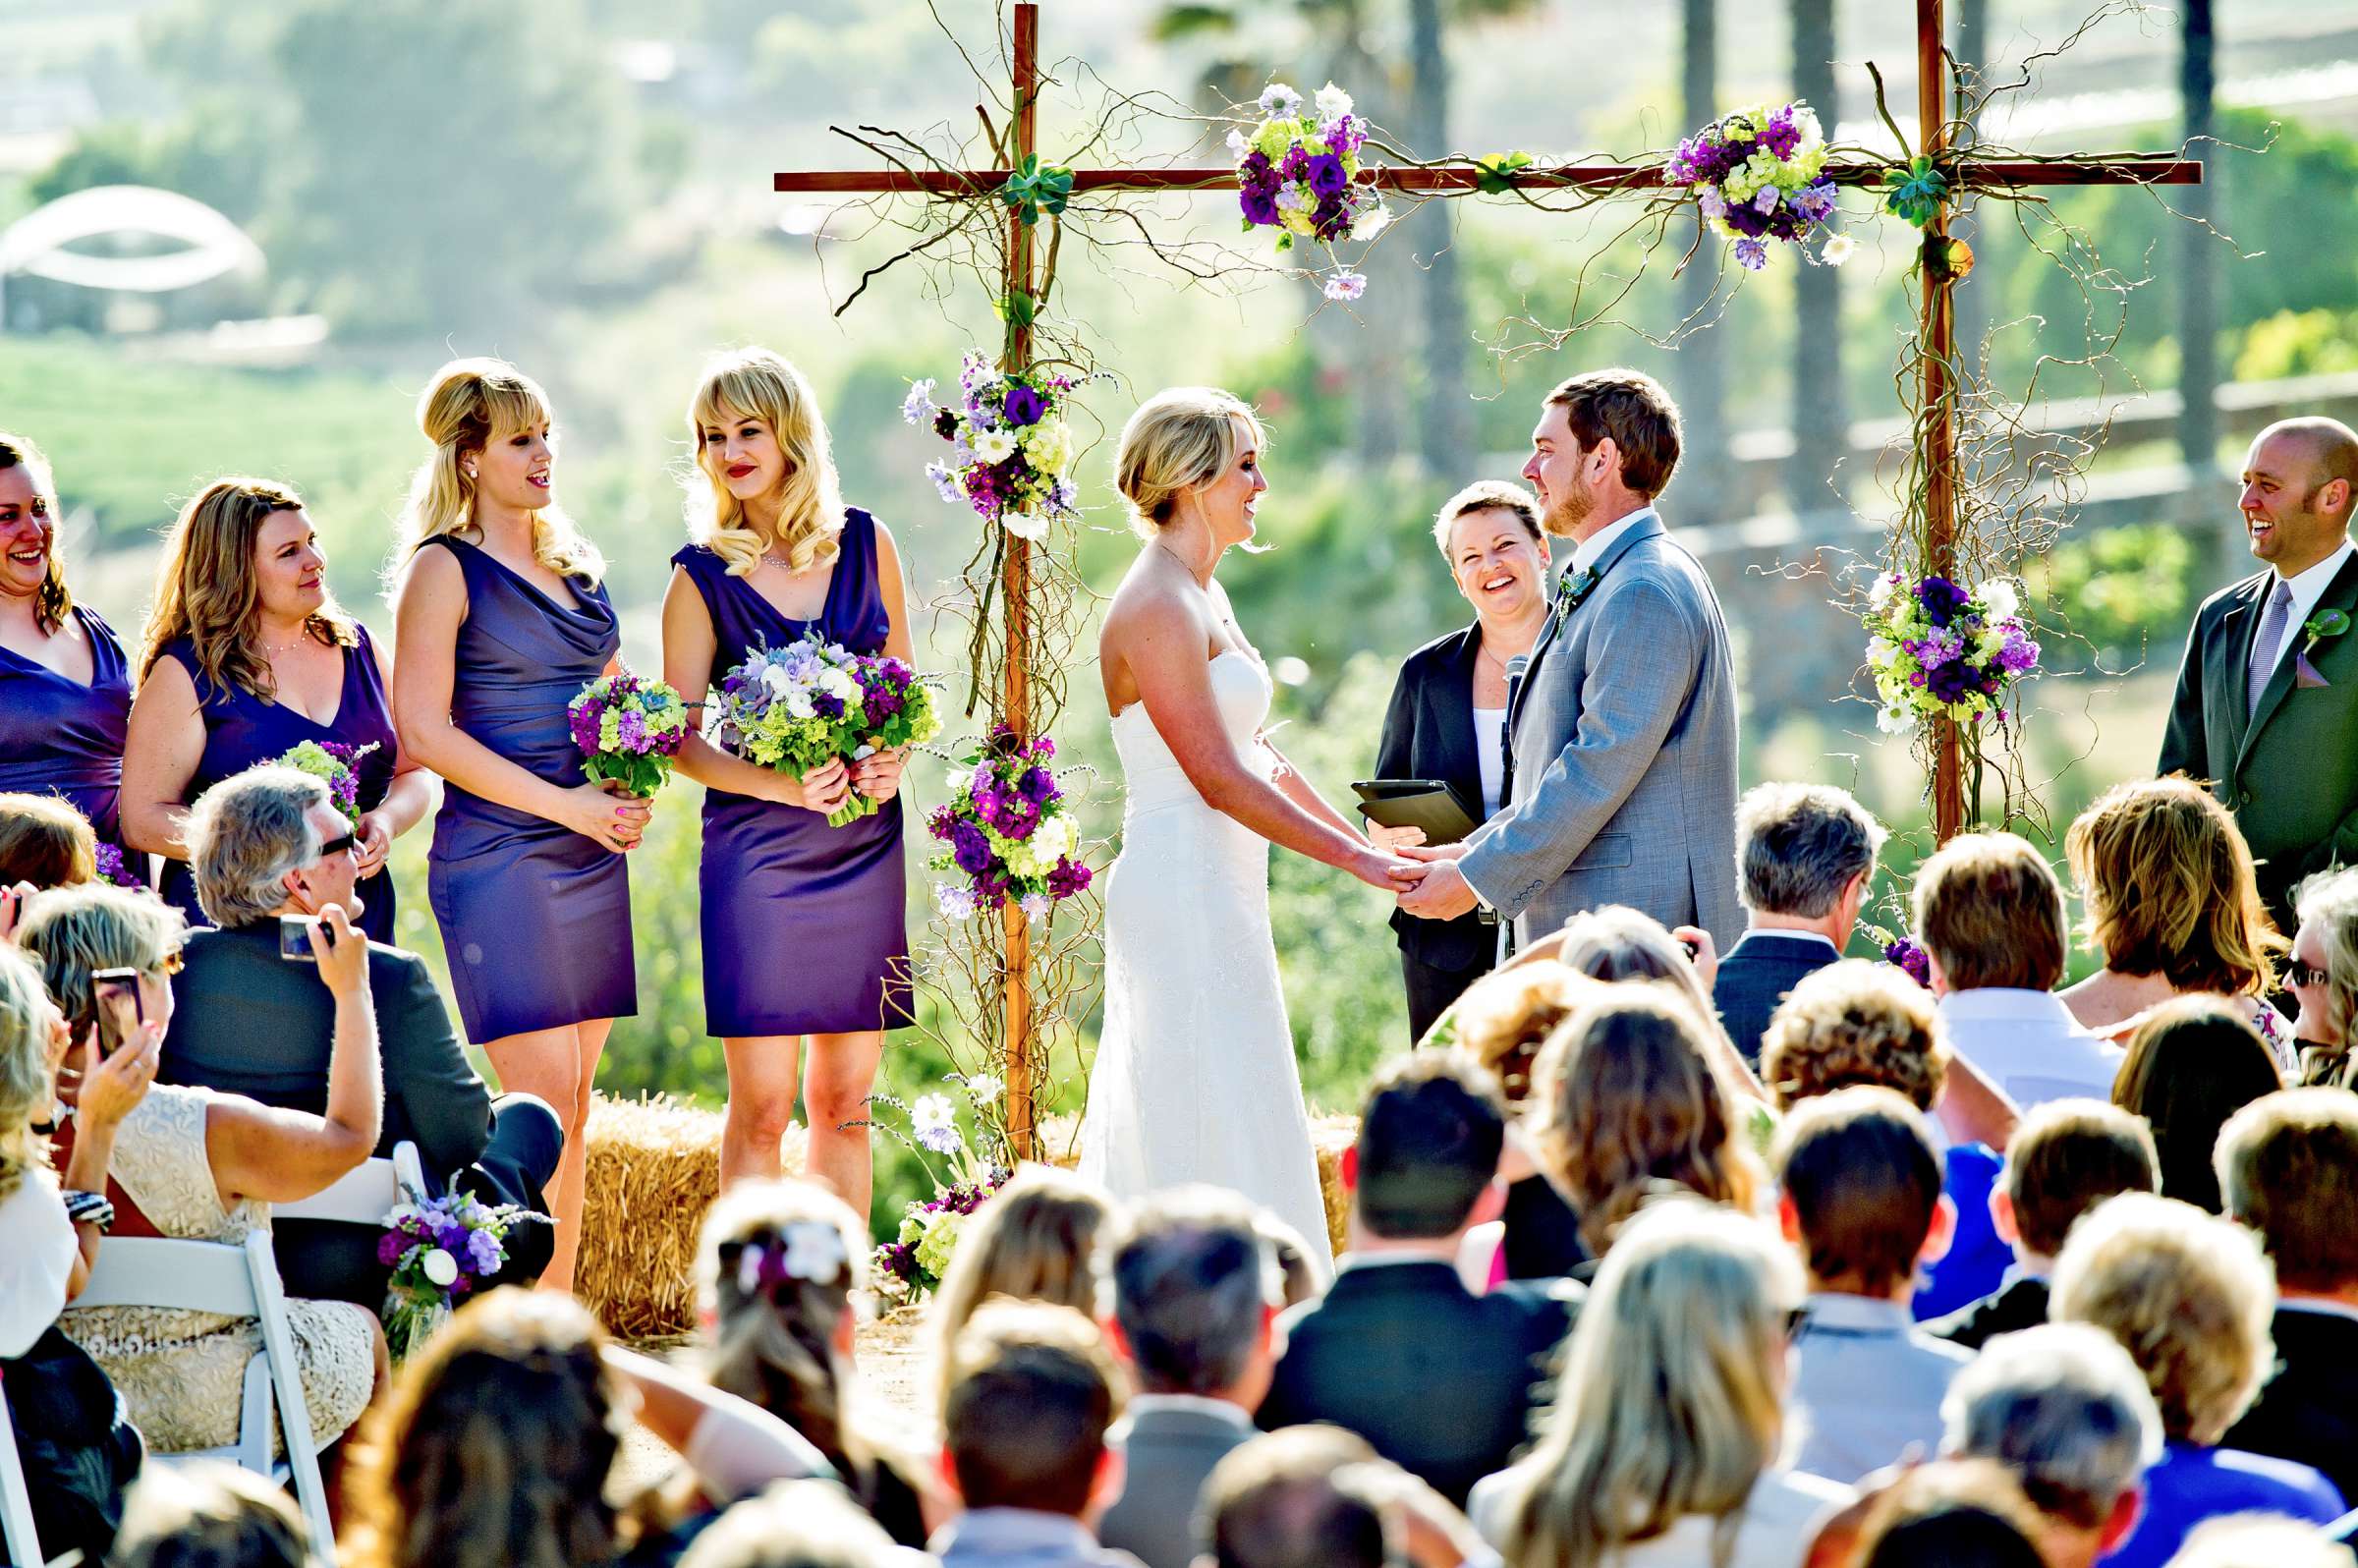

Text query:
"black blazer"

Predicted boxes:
[[1376, 625, 1493, 973], [1712, 932, 1842, 1066], [160, 922, 495, 1182], [1256, 1259, 1577, 1505], [2223, 1303, 2358, 1502], [1923, 1275, 2049, 1352]]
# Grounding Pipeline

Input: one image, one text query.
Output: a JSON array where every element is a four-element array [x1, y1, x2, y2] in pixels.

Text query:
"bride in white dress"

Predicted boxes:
[[1080, 387, 1415, 1278]]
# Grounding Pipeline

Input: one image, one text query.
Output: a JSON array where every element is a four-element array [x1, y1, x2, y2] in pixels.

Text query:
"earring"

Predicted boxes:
[[463, 464, 477, 479]]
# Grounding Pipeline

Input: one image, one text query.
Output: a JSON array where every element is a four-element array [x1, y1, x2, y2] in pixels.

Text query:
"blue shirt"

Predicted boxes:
[[1914, 1142, 2013, 1318], [2101, 1441, 2345, 1568]]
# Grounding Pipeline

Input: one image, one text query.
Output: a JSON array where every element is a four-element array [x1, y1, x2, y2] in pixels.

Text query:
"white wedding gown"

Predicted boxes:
[[1079, 650, 1335, 1278]]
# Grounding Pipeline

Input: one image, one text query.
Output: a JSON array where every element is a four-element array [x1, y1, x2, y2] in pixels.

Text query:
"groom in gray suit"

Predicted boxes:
[[1397, 368, 1742, 951]]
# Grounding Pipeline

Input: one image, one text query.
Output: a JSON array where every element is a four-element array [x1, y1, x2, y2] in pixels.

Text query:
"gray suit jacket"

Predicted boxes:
[[1097, 1400, 1256, 1568], [1458, 512, 1742, 951]]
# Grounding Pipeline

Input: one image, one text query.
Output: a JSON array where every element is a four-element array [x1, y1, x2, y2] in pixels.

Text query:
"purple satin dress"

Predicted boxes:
[[422, 536, 636, 1042], [673, 509, 912, 1037], [155, 626, 401, 943], [0, 606, 134, 857]]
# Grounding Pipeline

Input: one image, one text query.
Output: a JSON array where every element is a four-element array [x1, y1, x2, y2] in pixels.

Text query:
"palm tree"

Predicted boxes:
[[1789, 0, 1845, 515]]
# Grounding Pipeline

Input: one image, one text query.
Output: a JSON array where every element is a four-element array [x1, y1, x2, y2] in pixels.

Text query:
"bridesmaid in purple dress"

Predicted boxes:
[[391, 358, 650, 1294], [119, 477, 433, 944], [0, 433, 137, 865], [661, 348, 915, 1215]]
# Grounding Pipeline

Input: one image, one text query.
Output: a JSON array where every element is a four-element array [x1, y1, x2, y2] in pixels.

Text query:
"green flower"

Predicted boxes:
[[2307, 608, 2350, 643]]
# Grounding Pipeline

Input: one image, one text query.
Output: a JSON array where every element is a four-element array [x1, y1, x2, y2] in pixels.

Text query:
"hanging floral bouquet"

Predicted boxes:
[[714, 634, 940, 827], [1230, 82, 1389, 301], [1863, 573, 2042, 734], [906, 353, 1081, 543], [1883, 936, 1934, 988], [90, 843, 143, 889], [926, 725, 1091, 920], [868, 1073, 1014, 1303], [275, 739, 380, 826], [568, 673, 691, 799], [1666, 101, 1843, 271], [378, 1189, 525, 1361]]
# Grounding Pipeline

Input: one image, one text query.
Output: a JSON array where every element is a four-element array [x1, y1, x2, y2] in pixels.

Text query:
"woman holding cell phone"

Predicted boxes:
[[390, 358, 644, 1294], [16, 884, 389, 1457]]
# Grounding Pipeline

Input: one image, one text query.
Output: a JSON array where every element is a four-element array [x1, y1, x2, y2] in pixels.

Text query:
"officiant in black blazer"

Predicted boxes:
[[1373, 482, 1552, 1040]]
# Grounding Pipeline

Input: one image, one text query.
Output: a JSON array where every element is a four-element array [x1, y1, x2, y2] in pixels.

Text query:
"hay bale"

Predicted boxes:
[[578, 1092, 808, 1338], [1037, 1111, 1356, 1258]]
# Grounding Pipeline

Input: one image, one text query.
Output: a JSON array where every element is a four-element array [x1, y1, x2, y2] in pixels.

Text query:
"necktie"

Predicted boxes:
[[2250, 577, 2295, 713]]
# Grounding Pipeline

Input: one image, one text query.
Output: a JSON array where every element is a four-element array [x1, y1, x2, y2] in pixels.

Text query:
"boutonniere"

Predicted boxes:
[[2298, 608, 2349, 690], [1555, 566, 1600, 617]]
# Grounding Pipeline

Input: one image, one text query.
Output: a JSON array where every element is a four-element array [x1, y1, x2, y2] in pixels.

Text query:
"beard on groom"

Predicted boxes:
[[1394, 367, 1743, 958]]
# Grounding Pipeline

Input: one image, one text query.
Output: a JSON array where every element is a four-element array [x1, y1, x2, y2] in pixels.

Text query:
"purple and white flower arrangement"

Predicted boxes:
[[1864, 572, 2041, 734], [906, 353, 1081, 542], [869, 1071, 1013, 1302], [90, 842, 142, 889], [568, 672, 690, 800], [379, 1188, 525, 1361], [275, 739, 379, 826], [1230, 81, 1388, 301], [714, 634, 941, 827], [1666, 101, 1842, 271], [926, 725, 1091, 919]]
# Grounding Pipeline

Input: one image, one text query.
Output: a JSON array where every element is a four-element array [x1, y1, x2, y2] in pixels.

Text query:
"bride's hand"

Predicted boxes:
[[1348, 848, 1422, 891]]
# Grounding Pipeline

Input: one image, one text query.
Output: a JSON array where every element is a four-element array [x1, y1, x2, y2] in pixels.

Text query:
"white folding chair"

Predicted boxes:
[[0, 1371, 81, 1567], [71, 1234, 337, 1562], [272, 1139, 427, 1224]]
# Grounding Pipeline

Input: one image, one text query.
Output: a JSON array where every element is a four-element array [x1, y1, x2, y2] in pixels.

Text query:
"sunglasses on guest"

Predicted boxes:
[[316, 832, 359, 861]]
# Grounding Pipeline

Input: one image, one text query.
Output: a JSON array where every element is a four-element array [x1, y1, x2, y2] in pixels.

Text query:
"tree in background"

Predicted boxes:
[[1788, 0, 1845, 518], [2176, 0, 2233, 583], [1674, 0, 1732, 521]]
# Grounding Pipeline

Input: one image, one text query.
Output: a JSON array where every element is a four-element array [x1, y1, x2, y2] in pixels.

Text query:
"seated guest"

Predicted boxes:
[[1854, 1461, 2051, 1568], [20, 885, 388, 1458], [2060, 777, 2292, 1058], [1257, 1052, 1573, 1505], [2175, 1518, 2358, 1568], [699, 1179, 938, 1546], [1715, 783, 1884, 1066], [0, 942, 145, 1562], [1473, 1200, 1845, 1568], [1542, 905, 1767, 1101], [1203, 1426, 1484, 1568], [109, 1460, 320, 1568], [163, 764, 560, 1303], [1912, 831, 2123, 1106], [343, 1287, 834, 1568], [1530, 988, 1764, 1276], [1098, 1188, 1279, 1568], [925, 1166, 1116, 1421], [1759, 960, 2009, 1316], [930, 1301, 1137, 1568], [2052, 1192, 2344, 1568], [2111, 998, 2280, 1211], [1773, 1087, 1971, 1484], [2282, 868, 2358, 1090], [2217, 1090, 2358, 1499], [0, 790, 97, 889], [1446, 960, 1597, 1281], [1926, 1100, 2159, 1349], [676, 1479, 932, 1568]]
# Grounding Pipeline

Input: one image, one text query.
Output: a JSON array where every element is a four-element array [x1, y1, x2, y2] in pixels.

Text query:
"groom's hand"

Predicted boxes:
[[1397, 858, 1479, 921]]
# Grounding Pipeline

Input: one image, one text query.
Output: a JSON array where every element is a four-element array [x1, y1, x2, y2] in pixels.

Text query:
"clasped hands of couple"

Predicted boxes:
[[1367, 824, 1482, 922]]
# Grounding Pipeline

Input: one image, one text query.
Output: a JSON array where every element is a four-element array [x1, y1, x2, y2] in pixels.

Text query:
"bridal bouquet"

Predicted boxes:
[[1230, 81, 1388, 301], [568, 672, 691, 799], [1863, 573, 2042, 734], [868, 1073, 1014, 1303], [907, 353, 1082, 542], [715, 635, 940, 826], [1666, 101, 1843, 271], [378, 1188, 526, 1361], [926, 725, 1091, 919], [275, 739, 379, 826]]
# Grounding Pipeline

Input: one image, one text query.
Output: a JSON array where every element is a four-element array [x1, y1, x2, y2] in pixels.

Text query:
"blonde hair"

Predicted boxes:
[[396, 358, 603, 585], [0, 791, 97, 888], [1447, 961, 1599, 1103], [697, 1179, 892, 1493], [1431, 479, 1543, 556], [1500, 1202, 1802, 1568], [2050, 1192, 2277, 1445], [1114, 387, 1265, 538], [687, 348, 846, 577], [2294, 866, 2358, 1050], [0, 945, 60, 1204], [0, 431, 69, 635], [1761, 959, 1948, 1113], [1533, 987, 1764, 1257], [2067, 776, 2284, 997], [926, 1166, 1114, 1420], [12, 882, 185, 1041], [139, 476, 357, 693]]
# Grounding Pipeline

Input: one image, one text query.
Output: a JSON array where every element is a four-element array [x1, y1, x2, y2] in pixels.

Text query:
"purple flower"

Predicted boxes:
[[1017, 766, 1057, 804], [1996, 626, 2041, 675], [1046, 856, 1093, 900], [1884, 938, 1933, 988], [465, 1228, 503, 1275], [1002, 384, 1045, 427], [1240, 185, 1280, 225], [814, 691, 845, 720], [1916, 576, 1971, 628], [1733, 238, 1768, 271], [1306, 152, 1348, 197], [1322, 270, 1369, 302], [951, 821, 994, 875], [376, 1231, 404, 1265]]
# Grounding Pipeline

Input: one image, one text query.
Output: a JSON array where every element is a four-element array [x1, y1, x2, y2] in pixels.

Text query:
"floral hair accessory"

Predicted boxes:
[[736, 1221, 851, 1295]]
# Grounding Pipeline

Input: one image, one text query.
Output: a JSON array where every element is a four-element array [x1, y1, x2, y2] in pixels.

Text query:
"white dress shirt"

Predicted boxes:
[[1787, 1293, 1973, 1485], [2255, 537, 2355, 679], [0, 1167, 77, 1358], [1568, 505, 1659, 579], [1937, 987, 2125, 1108]]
